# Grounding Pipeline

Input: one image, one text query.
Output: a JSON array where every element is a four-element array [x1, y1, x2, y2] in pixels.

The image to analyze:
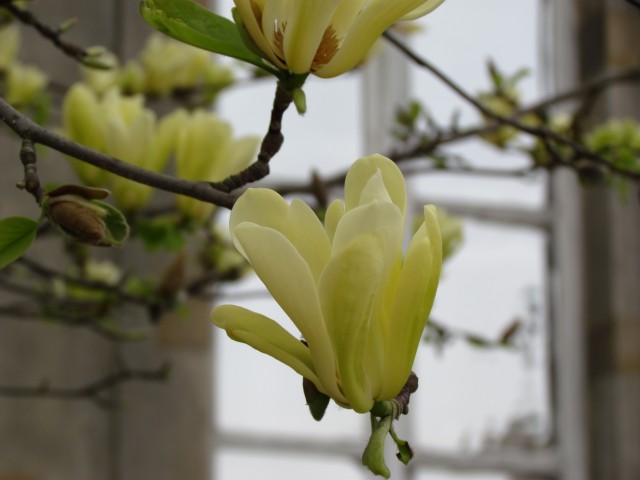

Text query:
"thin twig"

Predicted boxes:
[[383, 31, 640, 182], [16, 256, 149, 306], [0, 364, 169, 409], [1, 1, 90, 63], [0, 301, 152, 342], [17, 138, 44, 204], [210, 82, 293, 192]]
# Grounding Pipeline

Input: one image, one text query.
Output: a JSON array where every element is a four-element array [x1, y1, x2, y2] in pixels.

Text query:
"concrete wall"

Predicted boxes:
[[0, 2, 213, 479], [552, 0, 640, 478]]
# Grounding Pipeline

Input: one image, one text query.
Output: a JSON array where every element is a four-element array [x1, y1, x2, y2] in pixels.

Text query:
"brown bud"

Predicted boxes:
[[48, 196, 107, 245]]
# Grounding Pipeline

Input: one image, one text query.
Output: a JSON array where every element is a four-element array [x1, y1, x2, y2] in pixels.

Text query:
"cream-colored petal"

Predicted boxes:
[[233, 0, 286, 69], [401, 0, 445, 21], [320, 232, 389, 413], [116, 111, 156, 168], [175, 111, 232, 180], [381, 205, 442, 399], [331, 201, 403, 260], [328, 0, 367, 38], [63, 84, 105, 150], [234, 223, 343, 401], [155, 108, 189, 162], [229, 188, 290, 257], [314, 0, 429, 78], [284, 199, 331, 284], [344, 155, 406, 216], [212, 304, 321, 387], [329, 200, 403, 400], [358, 169, 393, 205], [324, 199, 345, 243], [222, 136, 260, 178], [230, 190, 331, 283], [282, 0, 341, 73], [261, 0, 291, 65]]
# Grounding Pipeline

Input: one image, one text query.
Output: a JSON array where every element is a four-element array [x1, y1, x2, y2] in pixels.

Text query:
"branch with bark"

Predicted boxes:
[[0, 363, 169, 409]]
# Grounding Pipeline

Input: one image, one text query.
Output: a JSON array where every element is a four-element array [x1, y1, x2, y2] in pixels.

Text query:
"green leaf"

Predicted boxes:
[[465, 334, 491, 348], [362, 415, 392, 479], [136, 218, 185, 252], [0, 217, 38, 269], [140, 0, 277, 75], [93, 200, 130, 246], [389, 426, 414, 465]]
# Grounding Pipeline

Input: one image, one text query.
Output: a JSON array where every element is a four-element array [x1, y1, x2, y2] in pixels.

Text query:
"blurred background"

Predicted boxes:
[[0, 0, 638, 479]]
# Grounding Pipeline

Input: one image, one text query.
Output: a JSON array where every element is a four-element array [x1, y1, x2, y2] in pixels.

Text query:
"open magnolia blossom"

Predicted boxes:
[[172, 109, 260, 221], [212, 154, 442, 413], [233, 0, 445, 78]]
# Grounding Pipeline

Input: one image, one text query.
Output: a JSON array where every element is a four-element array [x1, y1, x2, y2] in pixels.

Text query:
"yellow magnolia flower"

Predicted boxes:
[[63, 84, 111, 186], [81, 50, 120, 94], [233, 0, 444, 78], [212, 154, 442, 413], [62, 85, 178, 210], [137, 33, 234, 96], [6, 62, 48, 106], [174, 110, 260, 221], [0, 23, 19, 70]]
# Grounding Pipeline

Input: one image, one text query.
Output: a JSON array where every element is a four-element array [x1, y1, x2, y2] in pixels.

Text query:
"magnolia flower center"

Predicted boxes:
[[313, 26, 339, 69], [250, 1, 340, 71]]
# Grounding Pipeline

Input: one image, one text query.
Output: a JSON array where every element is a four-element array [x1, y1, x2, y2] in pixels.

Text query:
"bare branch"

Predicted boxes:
[[210, 82, 293, 192], [0, 97, 238, 208], [15, 256, 148, 306], [0, 364, 169, 409], [1, 1, 90, 64], [383, 31, 640, 183], [16, 138, 43, 204]]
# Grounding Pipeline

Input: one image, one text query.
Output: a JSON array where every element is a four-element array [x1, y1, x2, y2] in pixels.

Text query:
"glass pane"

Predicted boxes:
[[216, 450, 367, 480], [214, 288, 367, 441], [410, 220, 550, 451], [415, 471, 510, 480], [217, 74, 363, 181], [408, 0, 546, 208]]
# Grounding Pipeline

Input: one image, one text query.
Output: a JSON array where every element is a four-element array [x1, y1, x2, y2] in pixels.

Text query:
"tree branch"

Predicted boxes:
[[15, 256, 148, 306], [16, 138, 43, 204], [0, 97, 238, 208], [210, 81, 293, 192], [383, 31, 640, 182], [1, 1, 90, 64], [0, 364, 169, 409]]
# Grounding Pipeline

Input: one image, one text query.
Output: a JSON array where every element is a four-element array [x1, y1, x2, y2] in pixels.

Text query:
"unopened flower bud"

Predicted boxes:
[[44, 185, 128, 247], [48, 194, 108, 245]]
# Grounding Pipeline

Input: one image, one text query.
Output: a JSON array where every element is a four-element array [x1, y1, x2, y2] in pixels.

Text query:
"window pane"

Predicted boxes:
[[408, 0, 546, 208], [411, 221, 550, 451], [216, 450, 367, 480]]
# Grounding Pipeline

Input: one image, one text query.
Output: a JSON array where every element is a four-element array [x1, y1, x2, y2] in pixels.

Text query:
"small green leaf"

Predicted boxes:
[[362, 415, 392, 479], [93, 200, 129, 246], [465, 334, 491, 348], [0, 217, 38, 269], [389, 426, 414, 465], [140, 0, 278, 76], [136, 218, 185, 252]]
